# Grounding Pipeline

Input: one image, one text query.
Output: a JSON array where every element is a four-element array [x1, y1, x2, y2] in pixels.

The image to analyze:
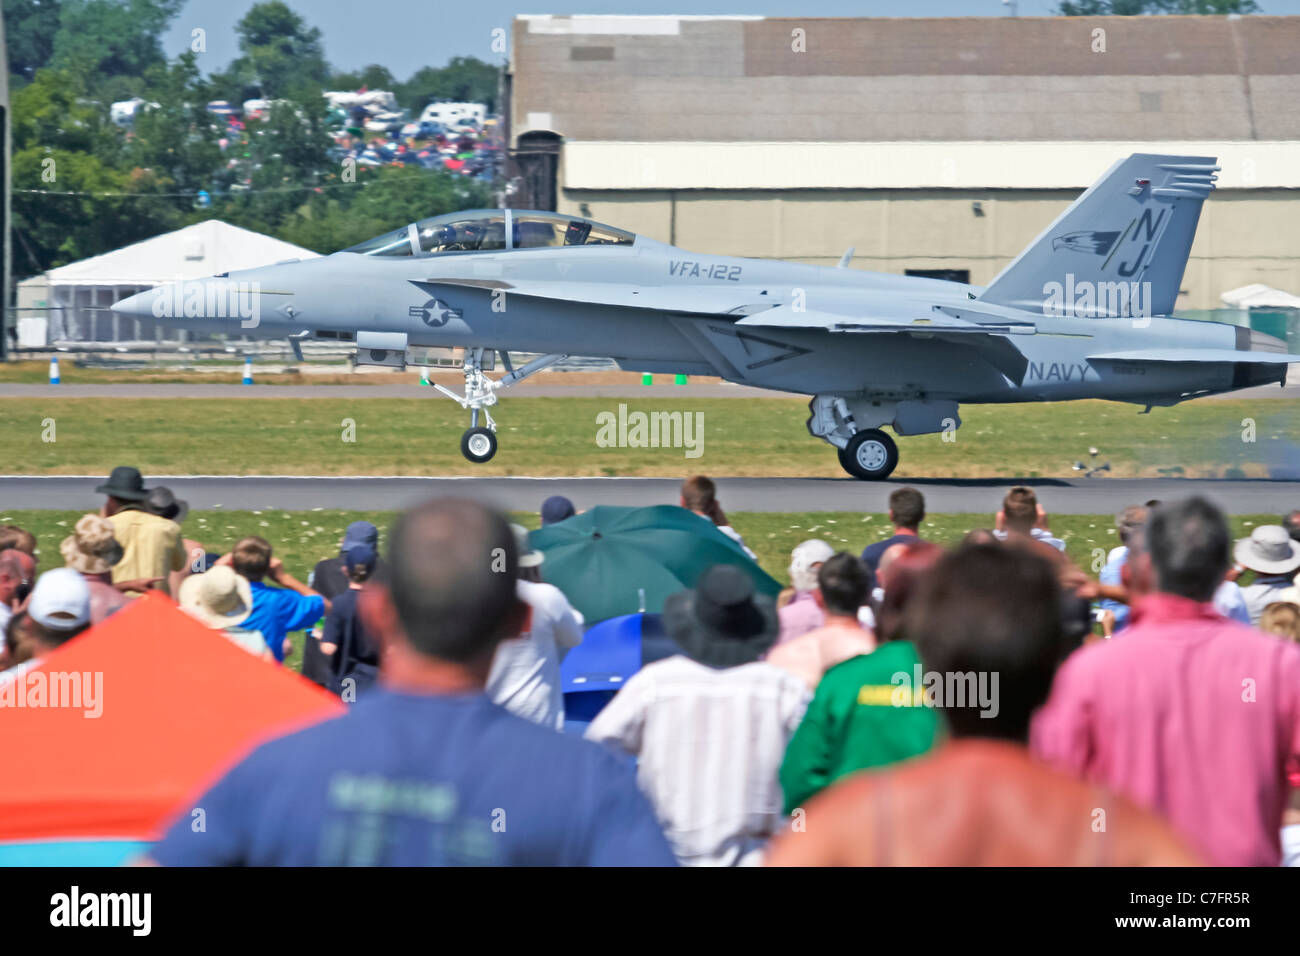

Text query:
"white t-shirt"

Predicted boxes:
[[0, 605, 11, 638], [486, 579, 584, 731]]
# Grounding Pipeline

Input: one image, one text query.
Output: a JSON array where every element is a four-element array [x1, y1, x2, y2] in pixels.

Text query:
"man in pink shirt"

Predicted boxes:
[[1032, 497, 1300, 866], [775, 539, 834, 647], [768, 553, 875, 690]]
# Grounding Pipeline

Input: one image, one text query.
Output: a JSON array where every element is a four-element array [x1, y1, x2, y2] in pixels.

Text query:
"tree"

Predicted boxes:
[[399, 57, 499, 114], [329, 64, 397, 92], [230, 1, 328, 99], [1059, 0, 1259, 13], [127, 52, 223, 207], [4, 0, 64, 86], [50, 0, 184, 93]]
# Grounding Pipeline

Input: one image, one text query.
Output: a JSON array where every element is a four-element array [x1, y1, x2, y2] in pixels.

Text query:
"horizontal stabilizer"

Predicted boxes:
[[1089, 349, 1300, 365], [736, 306, 1036, 336]]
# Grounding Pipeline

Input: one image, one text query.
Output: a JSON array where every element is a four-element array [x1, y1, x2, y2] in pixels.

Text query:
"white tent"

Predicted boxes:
[[1220, 283, 1300, 310], [16, 220, 320, 346]]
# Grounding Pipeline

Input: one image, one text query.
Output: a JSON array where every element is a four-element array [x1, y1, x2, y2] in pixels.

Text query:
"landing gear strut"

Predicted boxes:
[[431, 348, 568, 463]]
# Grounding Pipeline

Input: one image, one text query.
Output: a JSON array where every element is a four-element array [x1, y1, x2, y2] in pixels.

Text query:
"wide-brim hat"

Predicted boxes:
[[1234, 525, 1300, 576], [146, 485, 189, 524], [179, 566, 253, 630], [95, 465, 149, 501], [663, 564, 779, 668], [60, 514, 123, 576]]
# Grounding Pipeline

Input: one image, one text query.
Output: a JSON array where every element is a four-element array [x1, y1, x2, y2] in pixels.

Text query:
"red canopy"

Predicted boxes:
[[0, 593, 344, 842]]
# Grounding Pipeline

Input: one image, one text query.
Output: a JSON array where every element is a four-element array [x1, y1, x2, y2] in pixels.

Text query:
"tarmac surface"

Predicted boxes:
[[3, 475, 1297, 514], [1, 383, 1298, 400]]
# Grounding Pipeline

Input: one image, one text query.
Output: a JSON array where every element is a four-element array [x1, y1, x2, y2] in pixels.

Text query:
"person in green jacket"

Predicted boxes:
[[780, 540, 944, 815]]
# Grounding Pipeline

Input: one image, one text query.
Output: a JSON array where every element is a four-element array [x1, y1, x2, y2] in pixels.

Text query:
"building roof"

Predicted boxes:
[[511, 15, 1300, 143], [41, 219, 320, 287]]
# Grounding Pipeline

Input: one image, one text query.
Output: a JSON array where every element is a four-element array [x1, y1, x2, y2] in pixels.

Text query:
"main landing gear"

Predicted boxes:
[[431, 348, 568, 463], [807, 395, 904, 481]]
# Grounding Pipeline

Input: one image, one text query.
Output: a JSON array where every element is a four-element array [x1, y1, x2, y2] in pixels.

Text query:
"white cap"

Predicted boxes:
[[790, 539, 835, 591], [28, 567, 92, 631], [790, 539, 835, 574], [511, 524, 544, 569]]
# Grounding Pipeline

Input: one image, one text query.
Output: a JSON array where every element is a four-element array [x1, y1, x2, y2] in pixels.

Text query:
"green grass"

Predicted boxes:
[[6, 508, 1278, 673], [1, 395, 1296, 478]]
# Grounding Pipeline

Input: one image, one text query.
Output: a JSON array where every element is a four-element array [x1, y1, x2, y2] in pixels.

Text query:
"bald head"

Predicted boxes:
[[385, 498, 523, 664]]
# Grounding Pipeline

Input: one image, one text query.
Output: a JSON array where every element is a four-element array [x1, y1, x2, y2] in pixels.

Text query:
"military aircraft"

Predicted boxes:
[[114, 153, 1298, 479]]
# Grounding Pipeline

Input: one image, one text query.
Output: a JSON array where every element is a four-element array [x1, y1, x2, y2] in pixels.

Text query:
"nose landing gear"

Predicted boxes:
[[430, 348, 568, 463]]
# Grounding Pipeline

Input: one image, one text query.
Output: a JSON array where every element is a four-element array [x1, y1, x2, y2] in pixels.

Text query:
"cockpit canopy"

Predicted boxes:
[[343, 209, 636, 257]]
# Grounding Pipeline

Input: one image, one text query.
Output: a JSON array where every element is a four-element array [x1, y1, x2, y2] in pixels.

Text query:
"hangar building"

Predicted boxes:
[[506, 14, 1300, 313]]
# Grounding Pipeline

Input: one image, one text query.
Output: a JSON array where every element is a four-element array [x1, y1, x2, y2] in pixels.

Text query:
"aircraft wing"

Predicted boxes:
[[1088, 349, 1300, 364], [736, 306, 1035, 384], [418, 278, 761, 316]]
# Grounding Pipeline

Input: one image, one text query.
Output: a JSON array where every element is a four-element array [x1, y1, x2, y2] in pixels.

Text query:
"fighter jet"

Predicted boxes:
[[114, 153, 1298, 479]]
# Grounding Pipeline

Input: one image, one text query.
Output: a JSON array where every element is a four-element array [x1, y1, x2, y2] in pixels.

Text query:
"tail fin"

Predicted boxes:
[[978, 154, 1218, 319]]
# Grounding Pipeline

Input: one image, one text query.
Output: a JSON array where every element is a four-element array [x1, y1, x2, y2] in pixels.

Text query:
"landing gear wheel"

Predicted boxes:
[[840, 429, 899, 481], [461, 427, 498, 463]]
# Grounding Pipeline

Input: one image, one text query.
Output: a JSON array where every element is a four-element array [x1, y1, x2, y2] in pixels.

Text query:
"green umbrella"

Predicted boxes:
[[528, 505, 781, 626]]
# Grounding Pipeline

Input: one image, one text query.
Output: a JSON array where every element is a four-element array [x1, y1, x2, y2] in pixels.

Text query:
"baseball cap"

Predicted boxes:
[[341, 521, 379, 552], [28, 567, 92, 632], [540, 495, 576, 526], [790, 539, 835, 575], [344, 543, 378, 574]]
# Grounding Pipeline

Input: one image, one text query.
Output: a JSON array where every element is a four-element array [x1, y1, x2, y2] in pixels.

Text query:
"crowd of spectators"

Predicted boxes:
[[2, 466, 1298, 867]]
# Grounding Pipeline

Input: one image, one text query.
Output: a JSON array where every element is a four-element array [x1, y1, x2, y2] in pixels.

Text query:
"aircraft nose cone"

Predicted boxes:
[[111, 287, 162, 319]]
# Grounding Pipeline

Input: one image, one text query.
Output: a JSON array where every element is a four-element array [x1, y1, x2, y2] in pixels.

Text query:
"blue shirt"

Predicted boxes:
[[1098, 549, 1132, 631], [244, 581, 325, 662], [151, 689, 677, 866]]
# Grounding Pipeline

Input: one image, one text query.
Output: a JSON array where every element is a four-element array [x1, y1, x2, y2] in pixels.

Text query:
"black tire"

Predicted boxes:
[[460, 426, 498, 463], [839, 429, 899, 481]]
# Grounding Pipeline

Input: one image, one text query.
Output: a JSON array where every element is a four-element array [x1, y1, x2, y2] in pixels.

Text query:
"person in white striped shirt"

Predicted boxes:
[[585, 565, 810, 866]]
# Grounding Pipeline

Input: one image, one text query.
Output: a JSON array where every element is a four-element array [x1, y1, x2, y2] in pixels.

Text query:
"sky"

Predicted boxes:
[[163, 0, 1300, 80]]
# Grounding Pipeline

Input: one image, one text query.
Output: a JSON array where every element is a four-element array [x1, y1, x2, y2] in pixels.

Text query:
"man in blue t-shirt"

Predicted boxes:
[[148, 499, 676, 867], [860, 487, 925, 586], [222, 536, 328, 662]]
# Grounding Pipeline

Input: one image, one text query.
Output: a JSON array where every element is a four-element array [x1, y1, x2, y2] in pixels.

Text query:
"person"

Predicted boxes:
[[1099, 504, 1250, 630], [767, 544, 1200, 866], [2, 611, 32, 673], [0, 549, 36, 636], [224, 536, 328, 663], [1259, 602, 1300, 642], [1096, 504, 1147, 632], [540, 495, 576, 527], [0, 568, 93, 687], [0, 526, 36, 556], [304, 522, 384, 687], [994, 486, 1066, 552], [1283, 509, 1300, 543], [486, 526, 584, 730], [177, 566, 273, 660], [774, 539, 834, 646], [321, 543, 381, 695], [1234, 525, 1300, 626], [97, 466, 184, 596], [779, 541, 943, 816], [585, 564, 809, 866], [680, 475, 757, 560], [147, 486, 200, 598], [60, 514, 128, 624], [860, 486, 925, 582], [147, 498, 676, 866], [1032, 497, 1300, 866], [767, 553, 875, 691]]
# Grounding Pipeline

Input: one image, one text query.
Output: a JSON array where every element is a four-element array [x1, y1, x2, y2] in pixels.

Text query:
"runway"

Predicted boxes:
[[3, 475, 1297, 514], [1, 383, 1298, 400]]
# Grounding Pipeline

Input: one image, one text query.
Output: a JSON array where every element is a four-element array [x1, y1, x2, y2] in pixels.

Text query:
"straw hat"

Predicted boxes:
[[179, 566, 253, 630], [60, 513, 123, 575]]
